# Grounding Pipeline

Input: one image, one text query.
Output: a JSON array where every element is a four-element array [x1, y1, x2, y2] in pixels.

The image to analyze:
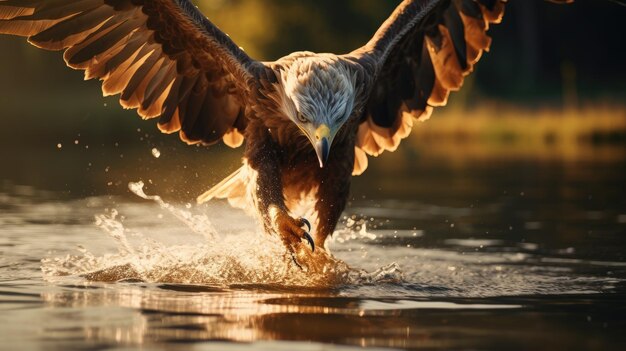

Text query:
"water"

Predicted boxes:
[[1, 145, 626, 350]]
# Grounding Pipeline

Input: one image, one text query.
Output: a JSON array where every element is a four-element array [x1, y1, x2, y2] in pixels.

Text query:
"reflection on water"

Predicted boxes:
[[36, 283, 527, 348], [1, 142, 626, 350]]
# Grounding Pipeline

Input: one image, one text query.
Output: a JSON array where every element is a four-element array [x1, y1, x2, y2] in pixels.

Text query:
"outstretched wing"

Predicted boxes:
[[0, 0, 266, 146], [349, 0, 507, 174]]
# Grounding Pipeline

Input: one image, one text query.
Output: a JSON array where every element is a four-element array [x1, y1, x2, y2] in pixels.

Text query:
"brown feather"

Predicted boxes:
[[180, 78, 210, 140], [0, 15, 67, 36], [0, 6, 35, 20], [427, 25, 464, 91], [67, 16, 142, 66], [101, 45, 150, 96], [133, 57, 167, 118], [479, 1, 506, 24], [351, 0, 507, 175], [223, 128, 245, 148], [142, 61, 176, 109], [34, 6, 117, 52], [352, 147, 369, 176], [119, 49, 161, 106], [0, 0, 262, 147]]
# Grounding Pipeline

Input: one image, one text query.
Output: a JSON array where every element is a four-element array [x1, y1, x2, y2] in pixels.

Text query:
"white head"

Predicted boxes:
[[279, 57, 357, 167]]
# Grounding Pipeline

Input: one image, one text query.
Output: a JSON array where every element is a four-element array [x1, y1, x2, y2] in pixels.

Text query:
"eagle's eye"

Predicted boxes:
[[296, 112, 309, 124]]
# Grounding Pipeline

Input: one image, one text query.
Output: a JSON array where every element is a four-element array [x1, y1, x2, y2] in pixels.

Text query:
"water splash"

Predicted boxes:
[[128, 181, 217, 240], [42, 182, 403, 288], [333, 216, 378, 243]]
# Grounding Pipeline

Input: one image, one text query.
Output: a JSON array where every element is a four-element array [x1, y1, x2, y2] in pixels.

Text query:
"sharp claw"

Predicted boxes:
[[300, 218, 311, 232], [303, 232, 315, 252]]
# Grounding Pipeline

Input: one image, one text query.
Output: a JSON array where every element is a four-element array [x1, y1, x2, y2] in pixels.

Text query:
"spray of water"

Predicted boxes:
[[41, 181, 403, 288]]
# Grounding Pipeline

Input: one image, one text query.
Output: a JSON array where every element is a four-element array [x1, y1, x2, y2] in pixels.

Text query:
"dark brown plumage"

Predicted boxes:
[[0, 0, 571, 258], [0, 0, 265, 146]]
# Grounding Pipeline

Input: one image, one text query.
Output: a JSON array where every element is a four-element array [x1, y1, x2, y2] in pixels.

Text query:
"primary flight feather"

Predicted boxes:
[[0, 0, 571, 256]]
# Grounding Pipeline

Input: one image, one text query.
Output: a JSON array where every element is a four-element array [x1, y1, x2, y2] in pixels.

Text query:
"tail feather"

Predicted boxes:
[[197, 166, 248, 210]]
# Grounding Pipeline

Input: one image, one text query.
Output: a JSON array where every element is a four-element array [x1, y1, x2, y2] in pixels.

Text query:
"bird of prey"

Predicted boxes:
[[0, 0, 571, 255]]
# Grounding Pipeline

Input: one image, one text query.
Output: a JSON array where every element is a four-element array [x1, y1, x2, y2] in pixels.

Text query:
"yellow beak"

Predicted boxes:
[[313, 124, 331, 168]]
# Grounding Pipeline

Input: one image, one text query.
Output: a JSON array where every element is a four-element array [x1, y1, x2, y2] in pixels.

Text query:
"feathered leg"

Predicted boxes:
[[314, 141, 354, 248], [244, 120, 315, 252]]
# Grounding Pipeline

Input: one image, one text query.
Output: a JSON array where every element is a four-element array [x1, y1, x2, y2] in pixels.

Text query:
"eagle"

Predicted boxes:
[[0, 0, 571, 256]]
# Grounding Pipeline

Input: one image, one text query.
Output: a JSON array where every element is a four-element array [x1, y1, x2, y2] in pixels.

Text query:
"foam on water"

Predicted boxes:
[[41, 181, 402, 288]]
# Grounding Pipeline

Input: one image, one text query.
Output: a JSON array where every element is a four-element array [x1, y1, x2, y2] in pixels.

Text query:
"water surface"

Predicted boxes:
[[1, 145, 626, 350]]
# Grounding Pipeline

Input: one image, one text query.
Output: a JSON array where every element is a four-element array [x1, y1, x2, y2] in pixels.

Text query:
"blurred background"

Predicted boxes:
[[1, 3, 626, 349], [0, 0, 624, 204]]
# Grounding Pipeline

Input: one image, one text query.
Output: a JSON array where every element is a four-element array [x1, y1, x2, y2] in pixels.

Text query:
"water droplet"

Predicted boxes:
[[151, 148, 161, 158]]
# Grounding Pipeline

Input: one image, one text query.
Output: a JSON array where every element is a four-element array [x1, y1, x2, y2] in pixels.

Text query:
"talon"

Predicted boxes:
[[303, 231, 315, 252], [300, 218, 311, 232]]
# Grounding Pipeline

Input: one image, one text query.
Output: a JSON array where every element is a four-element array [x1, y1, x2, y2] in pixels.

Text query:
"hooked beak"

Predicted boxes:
[[314, 124, 331, 168]]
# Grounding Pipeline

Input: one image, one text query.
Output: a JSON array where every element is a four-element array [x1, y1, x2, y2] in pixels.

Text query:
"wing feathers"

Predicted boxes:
[[66, 14, 139, 66], [428, 25, 464, 92], [0, 14, 67, 36], [222, 127, 244, 148], [180, 77, 208, 138], [0, 0, 259, 147], [443, 3, 468, 70], [23, 0, 102, 21], [31, 5, 116, 51], [123, 54, 164, 113], [0, 5, 34, 20], [143, 62, 176, 110], [101, 44, 148, 96], [406, 42, 434, 113], [353, 0, 506, 174]]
